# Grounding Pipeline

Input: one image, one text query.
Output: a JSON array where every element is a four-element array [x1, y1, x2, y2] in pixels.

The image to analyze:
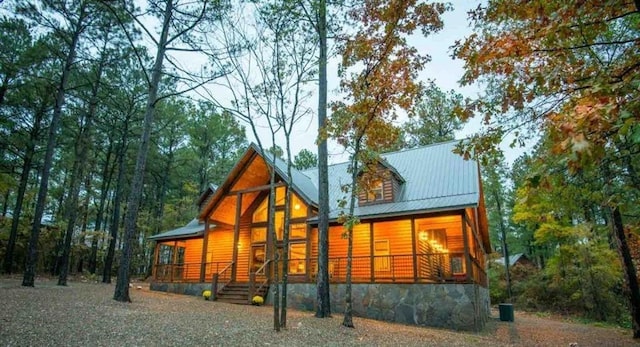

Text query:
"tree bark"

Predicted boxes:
[[602, 164, 640, 338], [611, 206, 640, 338], [315, 0, 331, 319], [494, 189, 512, 301], [103, 142, 126, 283], [89, 133, 115, 274], [3, 106, 43, 274], [58, 54, 102, 285], [114, 0, 173, 302], [342, 139, 361, 329], [22, 4, 86, 287]]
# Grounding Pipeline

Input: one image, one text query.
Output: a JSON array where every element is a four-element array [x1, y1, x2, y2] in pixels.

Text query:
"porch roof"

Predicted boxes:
[[148, 219, 209, 241]]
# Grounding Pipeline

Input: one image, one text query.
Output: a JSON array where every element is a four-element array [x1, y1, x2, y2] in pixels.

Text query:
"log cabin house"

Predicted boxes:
[[149, 141, 491, 331]]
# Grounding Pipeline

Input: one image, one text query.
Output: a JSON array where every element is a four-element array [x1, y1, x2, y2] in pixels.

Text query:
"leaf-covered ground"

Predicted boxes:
[[0, 277, 636, 346]]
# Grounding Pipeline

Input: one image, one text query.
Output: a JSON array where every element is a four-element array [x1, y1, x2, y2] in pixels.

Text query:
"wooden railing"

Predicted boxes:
[[309, 252, 484, 285], [248, 259, 272, 304], [153, 253, 487, 287], [153, 262, 204, 282], [210, 261, 234, 300], [153, 261, 232, 283]]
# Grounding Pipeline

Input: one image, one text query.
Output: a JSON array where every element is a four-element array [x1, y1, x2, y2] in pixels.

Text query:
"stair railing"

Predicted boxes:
[[210, 260, 234, 301], [248, 259, 272, 304]]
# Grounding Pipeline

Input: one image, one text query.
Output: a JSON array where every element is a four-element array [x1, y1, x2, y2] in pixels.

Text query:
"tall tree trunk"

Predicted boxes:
[[611, 206, 640, 338], [103, 142, 126, 283], [315, 0, 331, 319], [22, 6, 86, 287], [3, 107, 43, 274], [495, 189, 512, 301], [89, 140, 115, 274], [602, 164, 640, 338], [342, 141, 360, 329], [58, 57, 102, 285], [114, 0, 173, 302], [77, 172, 92, 273], [280, 137, 293, 328]]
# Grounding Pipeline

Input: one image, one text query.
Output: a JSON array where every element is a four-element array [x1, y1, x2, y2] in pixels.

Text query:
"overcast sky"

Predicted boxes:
[[247, 0, 525, 165]]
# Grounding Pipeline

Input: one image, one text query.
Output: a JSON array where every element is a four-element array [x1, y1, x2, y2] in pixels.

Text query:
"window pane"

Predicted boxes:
[[289, 243, 306, 274], [275, 186, 286, 206], [275, 211, 284, 240], [251, 227, 267, 243], [290, 193, 306, 218], [374, 240, 390, 272], [253, 198, 268, 222], [176, 247, 185, 264], [290, 223, 306, 239], [367, 180, 384, 201]]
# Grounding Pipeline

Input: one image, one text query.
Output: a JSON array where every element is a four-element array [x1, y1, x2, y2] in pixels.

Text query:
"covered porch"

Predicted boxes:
[[150, 209, 488, 288]]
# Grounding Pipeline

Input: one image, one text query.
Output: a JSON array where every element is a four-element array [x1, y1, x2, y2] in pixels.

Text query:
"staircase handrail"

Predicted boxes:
[[211, 260, 234, 300], [249, 259, 271, 303]]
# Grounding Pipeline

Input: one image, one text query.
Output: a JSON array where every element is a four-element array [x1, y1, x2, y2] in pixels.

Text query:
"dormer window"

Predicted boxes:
[[367, 180, 384, 202], [358, 161, 404, 206]]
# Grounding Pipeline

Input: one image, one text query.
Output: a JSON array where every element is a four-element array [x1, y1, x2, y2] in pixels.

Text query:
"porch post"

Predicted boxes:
[[171, 240, 177, 282], [461, 212, 474, 283], [200, 219, 210, 282], [410, 218, 417, 282], [231, 192, 242, 281], [152, 242, 160, 280]]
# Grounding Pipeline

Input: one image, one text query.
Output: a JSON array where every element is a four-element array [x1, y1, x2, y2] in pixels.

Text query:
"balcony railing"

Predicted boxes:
[[153, 253, 488, 287]]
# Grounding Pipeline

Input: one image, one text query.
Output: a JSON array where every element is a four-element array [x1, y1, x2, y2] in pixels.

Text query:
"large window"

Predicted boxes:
[[157, 244, 184, 264], [158, 245, 173, 264], [253, 189, 307, 222]]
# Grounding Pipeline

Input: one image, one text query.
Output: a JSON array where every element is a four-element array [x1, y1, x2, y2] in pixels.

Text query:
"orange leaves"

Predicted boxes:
[[454, 0, 640, 167], [330, 0, 448, 154]]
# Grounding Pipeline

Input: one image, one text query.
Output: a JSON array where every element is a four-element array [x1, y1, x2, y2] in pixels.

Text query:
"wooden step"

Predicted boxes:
[[215, 282, 268, 305]]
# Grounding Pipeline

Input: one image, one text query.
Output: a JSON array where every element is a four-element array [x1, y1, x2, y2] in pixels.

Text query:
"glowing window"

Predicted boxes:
[[367, 180, 384, 202], [288, 243, 306, 274]]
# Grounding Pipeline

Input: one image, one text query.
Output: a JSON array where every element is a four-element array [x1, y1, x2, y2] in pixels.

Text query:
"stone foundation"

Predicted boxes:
[[150, 282, 211, 297], [272, 283, 490, 331], [151, 282, 490, 331]]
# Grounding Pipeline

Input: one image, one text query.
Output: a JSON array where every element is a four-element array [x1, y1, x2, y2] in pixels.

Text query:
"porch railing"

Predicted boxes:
[[153, 261, 234, 283], [310, 252, 486, 285], [153, 262, 203, 282], [210, 261, 234, 300], [153, 253, 487, 287]]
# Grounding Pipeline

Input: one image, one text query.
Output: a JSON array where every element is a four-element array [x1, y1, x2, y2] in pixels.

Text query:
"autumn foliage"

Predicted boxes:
[[329, 0, 449, 154], [453, 0, 640, 164], [455, 0, 640, 337]]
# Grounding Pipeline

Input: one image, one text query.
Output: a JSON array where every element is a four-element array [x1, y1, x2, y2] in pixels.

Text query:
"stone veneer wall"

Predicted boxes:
[[150, 282, 490, 331], [274, 283, 490, 331], [150, 282, 211, 297]]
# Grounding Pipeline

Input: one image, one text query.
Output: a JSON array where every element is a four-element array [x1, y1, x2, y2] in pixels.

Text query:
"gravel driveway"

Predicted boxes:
[[0, 277, 636, 346]]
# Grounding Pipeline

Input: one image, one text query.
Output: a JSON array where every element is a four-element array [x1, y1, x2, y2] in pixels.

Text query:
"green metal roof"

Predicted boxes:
[[148, 219, 207, 241], [302, 140, 481, 220]]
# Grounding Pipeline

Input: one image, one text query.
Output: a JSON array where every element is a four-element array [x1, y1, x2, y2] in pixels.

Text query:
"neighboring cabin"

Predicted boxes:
[[494, 253, 536, 268], [149, 141, 491, 331]]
